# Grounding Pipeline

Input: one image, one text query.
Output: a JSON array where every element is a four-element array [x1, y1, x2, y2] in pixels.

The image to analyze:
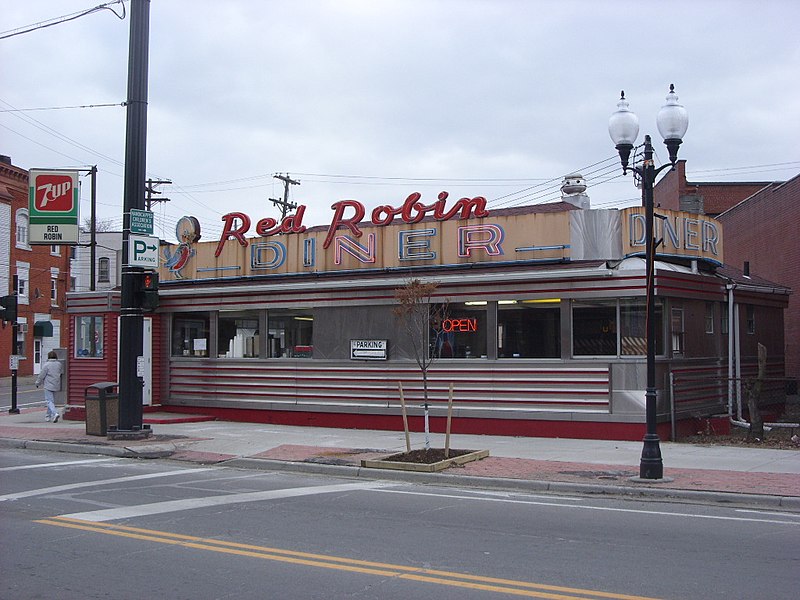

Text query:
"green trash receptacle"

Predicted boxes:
[[85, 382, 119, 436]]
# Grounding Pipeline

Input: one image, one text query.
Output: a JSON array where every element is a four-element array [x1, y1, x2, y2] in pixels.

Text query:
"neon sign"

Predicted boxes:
[[215, 192, 489, 257], [441, 318, 478, 333]]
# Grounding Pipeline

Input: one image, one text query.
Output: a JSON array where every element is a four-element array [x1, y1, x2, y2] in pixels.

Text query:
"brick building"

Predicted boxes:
[[654, 160, 797, 381], [0, 155, 71, 377], [716, 175, 800, 380]]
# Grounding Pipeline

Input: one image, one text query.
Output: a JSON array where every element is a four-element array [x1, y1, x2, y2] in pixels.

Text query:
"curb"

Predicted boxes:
[[4, 437, 799, 512], [0, 438, 175, 459], [223, 457, 800, 512]]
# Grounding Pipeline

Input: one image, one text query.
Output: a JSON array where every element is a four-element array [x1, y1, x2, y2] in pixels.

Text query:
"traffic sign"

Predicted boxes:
[[129, 234, 160, 267], [130, 208, 154, 234]]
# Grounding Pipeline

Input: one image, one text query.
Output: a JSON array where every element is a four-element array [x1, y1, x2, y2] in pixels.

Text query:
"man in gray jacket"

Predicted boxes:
[[36, 350, 63, 423]]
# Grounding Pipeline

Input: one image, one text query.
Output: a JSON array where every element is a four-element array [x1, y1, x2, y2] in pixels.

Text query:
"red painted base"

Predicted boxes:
[[160, 405, 675, 442]]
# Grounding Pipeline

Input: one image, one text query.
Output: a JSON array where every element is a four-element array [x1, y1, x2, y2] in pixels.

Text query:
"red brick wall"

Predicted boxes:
[[718, 176, 800, 379]]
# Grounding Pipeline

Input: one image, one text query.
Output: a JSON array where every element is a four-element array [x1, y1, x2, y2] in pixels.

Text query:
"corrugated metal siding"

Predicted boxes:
[[167, 360, 610, 414], [67, 313, 118, 405]]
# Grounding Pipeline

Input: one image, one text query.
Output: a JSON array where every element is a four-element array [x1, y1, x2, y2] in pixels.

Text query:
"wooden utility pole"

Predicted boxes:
[[145, 178, 171, 211], [270, 173, 300, 219]]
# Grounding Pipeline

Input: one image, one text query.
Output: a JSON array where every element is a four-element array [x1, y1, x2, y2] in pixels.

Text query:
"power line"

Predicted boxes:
[[0, 0, 127, 40], [0, 102, 126, 112]]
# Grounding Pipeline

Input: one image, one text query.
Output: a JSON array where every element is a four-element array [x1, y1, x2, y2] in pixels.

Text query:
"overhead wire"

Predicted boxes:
[[0, 0, 127, 40]]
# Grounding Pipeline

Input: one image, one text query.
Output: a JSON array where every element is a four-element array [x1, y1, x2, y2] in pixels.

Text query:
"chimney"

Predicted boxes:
[[743, 261, 750, 278]]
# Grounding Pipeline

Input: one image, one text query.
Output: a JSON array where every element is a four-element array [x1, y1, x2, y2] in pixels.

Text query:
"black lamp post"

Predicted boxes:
[[609, 85, 688, 479]]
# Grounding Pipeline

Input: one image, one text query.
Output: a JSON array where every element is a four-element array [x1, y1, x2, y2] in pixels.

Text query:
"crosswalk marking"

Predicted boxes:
[[0, 467, 214, 502], [0, 458, 119, 472], [59, 481, 390, 522]]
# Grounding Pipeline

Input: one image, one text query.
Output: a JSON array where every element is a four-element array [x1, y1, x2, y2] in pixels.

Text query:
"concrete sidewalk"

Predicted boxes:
[[1, 407, 799, 511]]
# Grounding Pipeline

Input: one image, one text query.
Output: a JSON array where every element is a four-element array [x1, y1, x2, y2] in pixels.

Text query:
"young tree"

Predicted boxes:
[[393, 278, 447, 449]]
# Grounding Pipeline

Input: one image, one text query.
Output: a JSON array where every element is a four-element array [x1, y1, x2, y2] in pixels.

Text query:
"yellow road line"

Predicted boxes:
[[36, 517, 664, 600]]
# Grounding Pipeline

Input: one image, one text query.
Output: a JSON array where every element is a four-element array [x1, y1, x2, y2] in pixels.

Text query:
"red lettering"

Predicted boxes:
[[371, 205, 396, 226], [280, 204, 307, 234], [436, 196, 490, 221], [215, 212, 251, 257], [324, 200, 365, 249], [442, 318, 478, 333], [255, 217, 279, 236]]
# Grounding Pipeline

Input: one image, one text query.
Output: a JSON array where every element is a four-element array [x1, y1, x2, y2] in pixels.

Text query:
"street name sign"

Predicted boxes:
[[130, 208, 154, 234], [129, 234, 160, 268]]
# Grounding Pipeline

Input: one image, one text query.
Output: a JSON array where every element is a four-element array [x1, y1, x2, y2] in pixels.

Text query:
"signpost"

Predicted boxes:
[[129, 234, 160, 268]]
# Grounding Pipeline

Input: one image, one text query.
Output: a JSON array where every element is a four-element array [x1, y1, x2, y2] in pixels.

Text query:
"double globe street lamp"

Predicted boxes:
[[608, 85, 688, 479]]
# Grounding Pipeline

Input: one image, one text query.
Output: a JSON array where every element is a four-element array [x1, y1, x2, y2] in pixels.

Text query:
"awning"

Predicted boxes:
[[34, 321, 53, 337]]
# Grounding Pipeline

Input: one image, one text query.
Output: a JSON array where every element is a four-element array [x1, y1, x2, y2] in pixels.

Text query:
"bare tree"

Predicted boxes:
[[393, 278, 447, 449], [81, 217, 116, 232]]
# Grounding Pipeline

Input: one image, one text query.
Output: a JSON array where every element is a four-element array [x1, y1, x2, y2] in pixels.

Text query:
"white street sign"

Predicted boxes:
[[129, 234, 160, 267]]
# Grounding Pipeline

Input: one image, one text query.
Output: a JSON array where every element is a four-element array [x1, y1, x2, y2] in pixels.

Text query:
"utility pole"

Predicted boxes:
[[270, 173, 300, 219], [115, 0, 151, 439], [145, 178, 171, 211]]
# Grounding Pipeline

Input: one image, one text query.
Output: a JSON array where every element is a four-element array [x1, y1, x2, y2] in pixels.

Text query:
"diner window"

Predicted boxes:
[[98, 257, 110, 282], [75, 316, 104, 358], [746, 305, 755, 334], [268, 309, 313, 358], [497, 300, 560, 358], [432, 302, 487, 358], [721, 302, 729, 335], [171, 312, 211, 357], [619, 299, 664, 356], [572, 301, 617, 356], [705, 302, 715, 334], [218, 310, 260, 358], [671, 307, 685, 356]]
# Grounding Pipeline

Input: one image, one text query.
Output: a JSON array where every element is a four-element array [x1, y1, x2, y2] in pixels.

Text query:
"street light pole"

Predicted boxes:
[[609, 85, 688, 480]]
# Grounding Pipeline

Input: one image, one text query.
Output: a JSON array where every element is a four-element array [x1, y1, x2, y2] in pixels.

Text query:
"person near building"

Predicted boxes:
[[36, 351, 63, 423]]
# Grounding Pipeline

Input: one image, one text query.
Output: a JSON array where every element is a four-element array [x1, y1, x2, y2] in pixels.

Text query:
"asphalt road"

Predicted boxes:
[[1, 448, 798, 599]]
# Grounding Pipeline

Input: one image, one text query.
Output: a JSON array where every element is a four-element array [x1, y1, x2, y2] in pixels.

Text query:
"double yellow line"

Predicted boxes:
[[36, 517, 662, 600]]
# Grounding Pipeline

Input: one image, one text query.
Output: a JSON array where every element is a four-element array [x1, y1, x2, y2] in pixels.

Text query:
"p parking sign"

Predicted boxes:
[[28, 169, 80, 244]]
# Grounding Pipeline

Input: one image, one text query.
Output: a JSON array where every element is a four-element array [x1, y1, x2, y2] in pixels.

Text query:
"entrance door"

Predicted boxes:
[[33, 340, 42, 374]]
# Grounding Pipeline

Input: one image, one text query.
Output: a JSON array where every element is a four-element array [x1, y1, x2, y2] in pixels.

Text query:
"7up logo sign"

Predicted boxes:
[[28, 170, 80, 245]]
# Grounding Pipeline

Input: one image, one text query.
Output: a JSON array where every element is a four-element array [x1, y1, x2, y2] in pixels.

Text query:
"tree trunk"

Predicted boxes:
[[747, 343, 766, 441]]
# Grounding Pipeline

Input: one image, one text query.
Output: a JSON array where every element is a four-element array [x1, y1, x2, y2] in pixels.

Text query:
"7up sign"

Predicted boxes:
[[129, 234, 160, 267], [29, 169, 80, 244]]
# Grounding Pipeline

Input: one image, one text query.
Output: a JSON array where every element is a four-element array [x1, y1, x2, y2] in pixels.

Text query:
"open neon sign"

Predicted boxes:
[[441, 318, 478, 333]]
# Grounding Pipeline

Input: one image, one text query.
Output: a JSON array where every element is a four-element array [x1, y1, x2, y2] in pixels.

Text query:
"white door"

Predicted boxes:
[[116, 316, 153, 406], [33, 339, 42, 374]]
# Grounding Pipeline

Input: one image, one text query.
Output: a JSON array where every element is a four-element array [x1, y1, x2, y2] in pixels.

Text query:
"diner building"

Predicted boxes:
[[64, 177, 790, 440]]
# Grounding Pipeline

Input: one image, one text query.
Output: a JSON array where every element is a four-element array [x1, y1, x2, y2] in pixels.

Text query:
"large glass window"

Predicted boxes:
[[573, 299, 664, 357], [619, 299, 663, 356], [268, 310, 313, 358], [75, 316, 103, 358], [218, 310, 260, 358], [171, 312, 210, 357], [432, 302, 487, 358], [497, 300, 560, 358], [573, 301, 617, 356]]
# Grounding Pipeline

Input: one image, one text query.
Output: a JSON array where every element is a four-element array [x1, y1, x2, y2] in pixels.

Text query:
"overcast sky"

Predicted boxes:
[[3, 0, 799, 242]]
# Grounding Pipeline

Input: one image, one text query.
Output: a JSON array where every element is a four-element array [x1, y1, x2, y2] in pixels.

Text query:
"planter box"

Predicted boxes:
[[361, 449, 489, 472]]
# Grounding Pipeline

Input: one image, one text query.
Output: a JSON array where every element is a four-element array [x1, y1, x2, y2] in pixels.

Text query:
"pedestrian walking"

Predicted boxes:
[[36, 350, 63, 423]]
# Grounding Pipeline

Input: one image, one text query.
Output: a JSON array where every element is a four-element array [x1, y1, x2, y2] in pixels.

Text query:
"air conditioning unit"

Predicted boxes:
[[18, 323, 28, 333]]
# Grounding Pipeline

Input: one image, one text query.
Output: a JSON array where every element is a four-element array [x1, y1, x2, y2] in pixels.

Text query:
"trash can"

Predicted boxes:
[[85, 382, 119, 436]]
